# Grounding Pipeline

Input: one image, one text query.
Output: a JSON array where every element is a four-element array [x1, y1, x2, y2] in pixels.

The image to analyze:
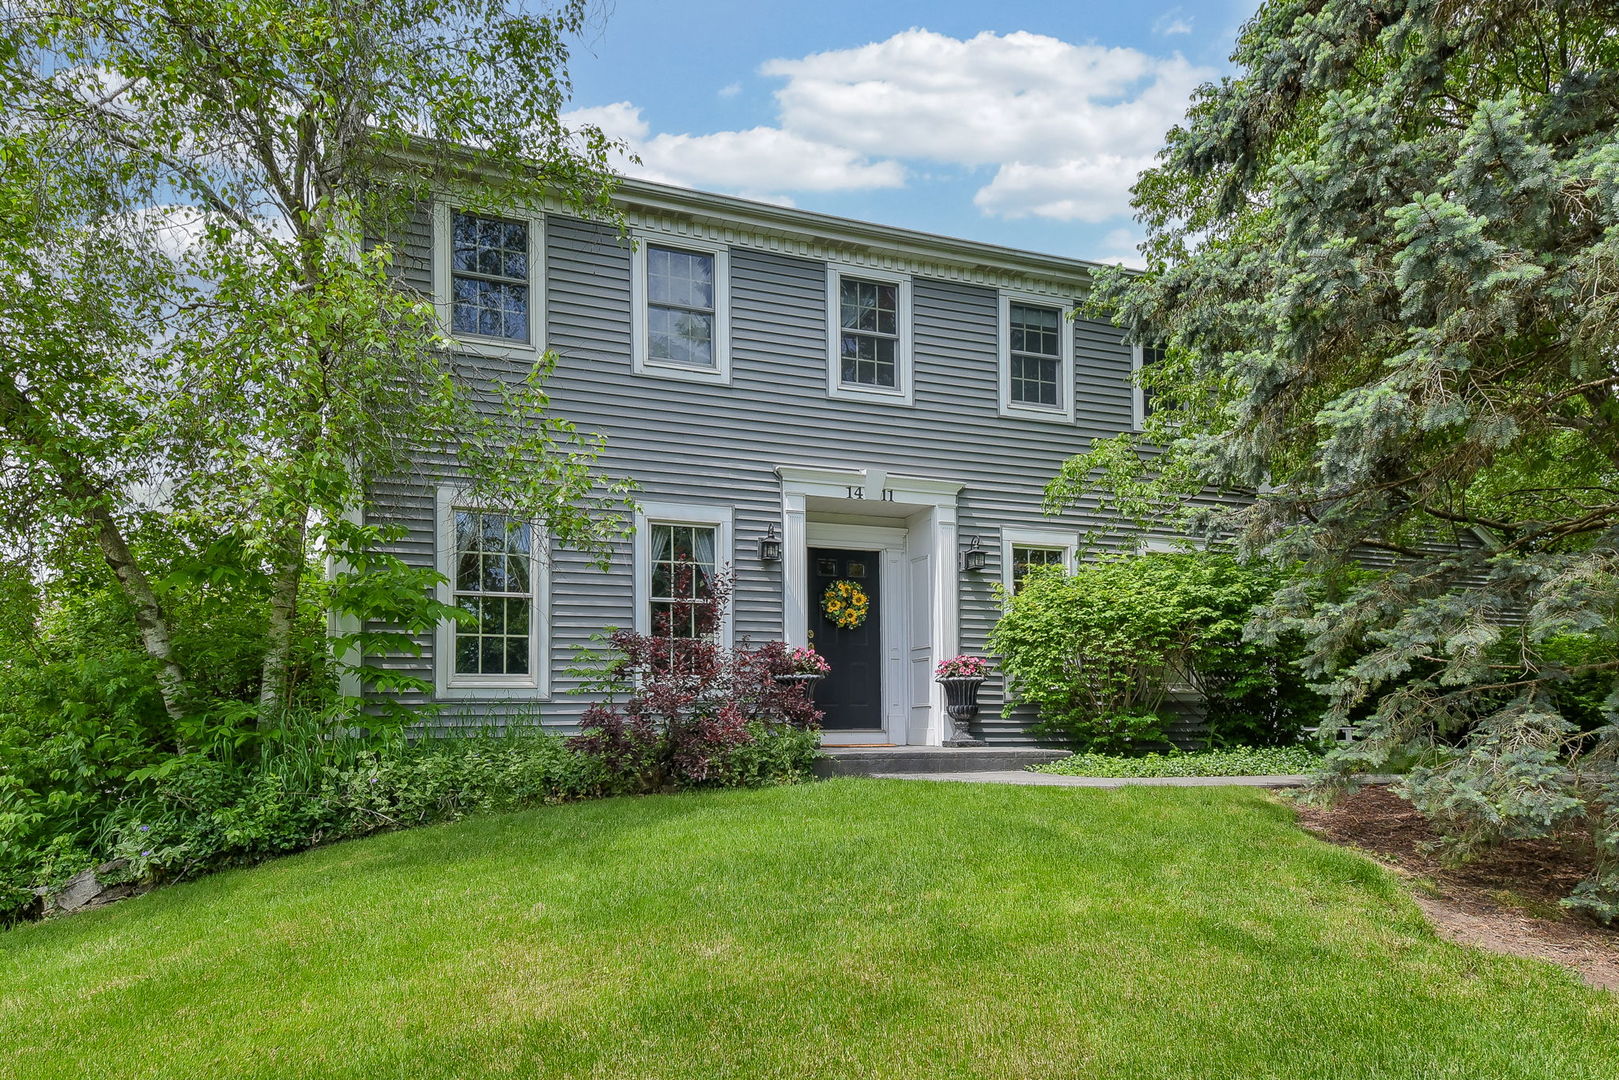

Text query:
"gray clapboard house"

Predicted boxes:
[[368, 178, 1164, 747]]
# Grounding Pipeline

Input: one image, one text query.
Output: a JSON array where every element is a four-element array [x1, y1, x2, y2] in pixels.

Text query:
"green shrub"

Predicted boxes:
[[988, 550, 1323, 751], [1, 731, 599, 923], [1031, 745, 1325, 778], [711, 723, 822, 788]]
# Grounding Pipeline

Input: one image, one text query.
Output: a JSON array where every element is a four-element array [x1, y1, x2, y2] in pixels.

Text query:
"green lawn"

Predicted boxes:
[[3, 781, 1616, 1080]]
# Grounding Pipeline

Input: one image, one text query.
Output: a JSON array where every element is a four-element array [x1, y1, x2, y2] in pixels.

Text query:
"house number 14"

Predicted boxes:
[[844, 487, 896, 501]]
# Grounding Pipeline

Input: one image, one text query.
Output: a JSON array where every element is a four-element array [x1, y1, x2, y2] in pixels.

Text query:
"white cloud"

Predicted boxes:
[[974, 157, 1151, 224], [563, 102, 904, 194], [565, 29, 1210, 225], [1153, 10, 1194, 36], [717, 82, 742, 98], [1095, 227, 1147, 269]]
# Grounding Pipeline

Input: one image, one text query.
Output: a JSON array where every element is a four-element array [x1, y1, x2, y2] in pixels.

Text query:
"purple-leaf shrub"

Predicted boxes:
[[571, 572, 824, 792]]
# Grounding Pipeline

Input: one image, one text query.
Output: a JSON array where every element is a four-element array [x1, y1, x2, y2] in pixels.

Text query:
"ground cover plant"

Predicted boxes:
[[1031, 744, 1323, 778], [3, 780, 1617, 1080]]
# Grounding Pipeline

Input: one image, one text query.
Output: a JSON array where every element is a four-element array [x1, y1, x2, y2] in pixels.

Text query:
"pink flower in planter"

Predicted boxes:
[[934, 655, 990, 679], [787, 646, 831, 676]]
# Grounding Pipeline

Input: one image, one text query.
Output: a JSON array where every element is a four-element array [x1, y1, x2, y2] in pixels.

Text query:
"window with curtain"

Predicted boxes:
[[449, 211, 529, 343], [646, 245, 716, 368], [1010, 545, 1066, 592], [648, 522, 718, 638], [451, 510, 533, 676]]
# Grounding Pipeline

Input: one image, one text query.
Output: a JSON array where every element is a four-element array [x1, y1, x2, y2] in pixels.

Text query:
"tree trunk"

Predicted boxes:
[[256, 519, 310, 731], [0, 372, 190, 721], [85, 500, 190, 722]]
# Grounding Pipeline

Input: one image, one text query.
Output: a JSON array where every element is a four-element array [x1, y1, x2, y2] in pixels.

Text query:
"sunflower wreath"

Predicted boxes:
[[821, 579, 871, 630]]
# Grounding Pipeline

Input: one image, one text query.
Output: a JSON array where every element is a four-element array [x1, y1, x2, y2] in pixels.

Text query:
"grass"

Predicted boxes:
[[1031, 744, 1325, 777], [3, 780, 1616, 1080]]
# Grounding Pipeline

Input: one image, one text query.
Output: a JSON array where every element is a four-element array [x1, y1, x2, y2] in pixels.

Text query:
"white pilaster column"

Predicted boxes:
[[782, 491, 809, 646]]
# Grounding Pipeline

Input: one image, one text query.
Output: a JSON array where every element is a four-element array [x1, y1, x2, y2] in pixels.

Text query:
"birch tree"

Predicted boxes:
[[1, 0, 633, 731]]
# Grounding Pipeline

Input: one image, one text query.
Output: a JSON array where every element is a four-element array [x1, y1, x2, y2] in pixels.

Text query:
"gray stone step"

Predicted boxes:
[[814, 745, 1069, 778]]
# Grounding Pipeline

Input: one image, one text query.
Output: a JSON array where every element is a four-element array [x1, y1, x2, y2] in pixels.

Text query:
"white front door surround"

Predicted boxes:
[[776, 465, 963, 746]]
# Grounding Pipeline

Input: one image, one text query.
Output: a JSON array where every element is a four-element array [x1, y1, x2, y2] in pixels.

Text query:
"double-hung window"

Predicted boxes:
[[632, 232, 731, 383], [635, 503, 733, 645], [648, 523, 718, 639], [1000, 528, 1077, 598], [1009, 546, 1066, 593], [1132, 341, 1167, 429], [434, 489, 547, 697], [827, 264, 912, 402], [435, 205, 539, 351], [999, 291, 1074, 420]]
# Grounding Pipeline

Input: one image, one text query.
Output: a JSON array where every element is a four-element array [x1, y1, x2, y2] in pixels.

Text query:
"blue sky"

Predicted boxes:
[[563, 0, 1252, 265]]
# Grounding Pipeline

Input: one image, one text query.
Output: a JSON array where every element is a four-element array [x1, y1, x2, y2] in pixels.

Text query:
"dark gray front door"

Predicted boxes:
[[809, 547, 882, 731]]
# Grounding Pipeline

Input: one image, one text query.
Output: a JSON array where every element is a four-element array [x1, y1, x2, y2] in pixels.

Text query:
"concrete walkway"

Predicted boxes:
[[872, 771, 1316, 788]]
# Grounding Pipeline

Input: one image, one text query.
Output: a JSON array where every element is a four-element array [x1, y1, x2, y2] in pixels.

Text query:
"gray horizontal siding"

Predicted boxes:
[[372, 207, 1181, 746]]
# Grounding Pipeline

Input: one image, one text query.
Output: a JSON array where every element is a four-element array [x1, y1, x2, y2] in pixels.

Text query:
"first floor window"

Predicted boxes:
[[1010, 545, 1066, 592], [1009, 302, 1063, 407], [838, 275, 899, 388], [647, 245, 717, 368], [451, 509, 533, 676], [449, 211, 530, 343], [649, 522, 718, 638]]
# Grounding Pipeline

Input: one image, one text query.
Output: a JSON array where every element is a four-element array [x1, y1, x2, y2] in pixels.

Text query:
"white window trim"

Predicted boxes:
[[998, 290, 1075, 422], [433, 485, 550, 700], [633, 501, 735, 649], [630, 230, 732, 385], [1131, 343, 1150, 431], [826, 262, 914, 406], [1000, 526, 1079, 598], [432, 200, 545, 359]]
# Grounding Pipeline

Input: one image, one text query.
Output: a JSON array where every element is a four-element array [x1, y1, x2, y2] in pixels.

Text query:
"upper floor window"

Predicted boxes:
[[999, 291, 1074, 421], [433, 487, 549, 699], [826, 264, 913, 404], [1132, 341, 1167, 429], [450, 212, 530, 343], [632, 232, 731, 384], [433, 204, 540, 353], [840, 277, 898, 387]]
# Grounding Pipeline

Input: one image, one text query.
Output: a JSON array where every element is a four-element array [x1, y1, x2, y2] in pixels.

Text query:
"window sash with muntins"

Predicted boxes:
[[838, 276, 899, 388], [1009, 302, 1062, 407], [1010, 545, 1066, 592], [451, 510, 533, 677], [1139, 343, 1167, 419], [450, 211, 530, 344], [649, 522, 719, 639], [646, 245, 717, 369]]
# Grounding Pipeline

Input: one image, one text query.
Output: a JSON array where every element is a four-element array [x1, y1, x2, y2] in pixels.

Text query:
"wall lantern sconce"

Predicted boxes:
[[961, 535, 988, 572], [759, 523, 783, 563]]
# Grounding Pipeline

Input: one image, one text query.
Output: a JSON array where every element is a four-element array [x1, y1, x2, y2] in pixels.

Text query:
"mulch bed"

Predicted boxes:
[[1294, 784, 1619, 991]]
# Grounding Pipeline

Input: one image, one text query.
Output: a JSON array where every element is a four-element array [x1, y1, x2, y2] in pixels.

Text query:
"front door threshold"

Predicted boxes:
[[819, 730, 892, 747]]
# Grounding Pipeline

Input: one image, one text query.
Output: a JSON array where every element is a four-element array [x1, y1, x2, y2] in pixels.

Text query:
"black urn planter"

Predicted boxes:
[[936, 676, 986, 747], [773, 673, 825, 694]]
